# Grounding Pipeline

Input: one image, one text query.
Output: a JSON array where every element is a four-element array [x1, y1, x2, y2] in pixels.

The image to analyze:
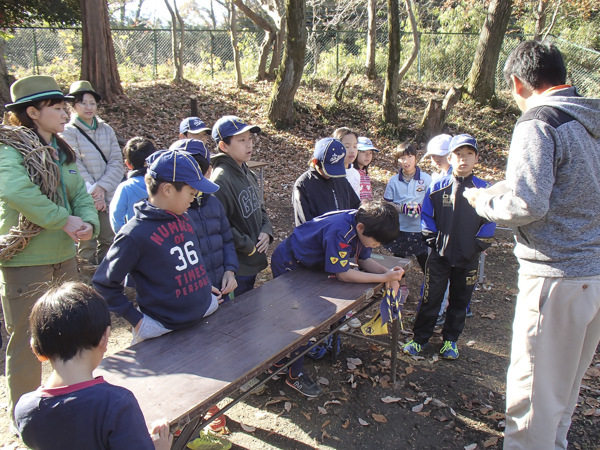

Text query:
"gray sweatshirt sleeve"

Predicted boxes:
[[476, 120, 557, 226]]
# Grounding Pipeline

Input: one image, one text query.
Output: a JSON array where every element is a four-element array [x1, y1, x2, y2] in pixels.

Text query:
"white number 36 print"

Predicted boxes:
[[170, 241, 199, 271]]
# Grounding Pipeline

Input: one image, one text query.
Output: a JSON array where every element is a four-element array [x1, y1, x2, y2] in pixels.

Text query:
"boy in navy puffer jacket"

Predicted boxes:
[[170, 139, 239, 300]]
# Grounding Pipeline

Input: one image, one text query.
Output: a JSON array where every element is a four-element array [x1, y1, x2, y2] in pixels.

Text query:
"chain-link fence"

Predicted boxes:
[[5, 27, 600, 96]]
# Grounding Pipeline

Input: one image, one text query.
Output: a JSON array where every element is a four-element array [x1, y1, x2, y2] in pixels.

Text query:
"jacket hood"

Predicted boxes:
[[529, 87, 600, 139], [133, 199, 186, 222], [211, 152, 247, 177]]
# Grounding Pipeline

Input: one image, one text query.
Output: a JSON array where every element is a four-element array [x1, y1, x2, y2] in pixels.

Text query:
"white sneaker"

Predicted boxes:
[[339, 324, 350, 332], [348, 317, 362, 328]]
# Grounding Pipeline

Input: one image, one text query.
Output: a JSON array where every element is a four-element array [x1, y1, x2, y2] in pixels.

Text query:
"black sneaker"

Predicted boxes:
[[286, 372, 323, 397]]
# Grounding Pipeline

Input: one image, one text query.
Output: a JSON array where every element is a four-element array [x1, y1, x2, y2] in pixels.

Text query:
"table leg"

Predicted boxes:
[[330, 323, 340, 362], [391, 318, 399, 384], [172, 416, 201, 450]]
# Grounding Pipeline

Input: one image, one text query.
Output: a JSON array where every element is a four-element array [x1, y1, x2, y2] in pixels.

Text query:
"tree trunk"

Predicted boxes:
[[365, 0, 377, 79], [382, 0, 400, 125], [465, 0, 513, 103], [267, 0, 306, 124], [175, 1, 185, 81], [419, 86, 462, 140], [134, 0, 145, 23], [533, 0, 548, 41], [164, 0, 185, 83], [230, 0, 243, 87], [310, 31, 320, 77], [0, 39, 15, 112], [397, 0, 420, 85], [268, 17, 286, 77], [80, 0, 125, 104], [233, 0, 276, 81]]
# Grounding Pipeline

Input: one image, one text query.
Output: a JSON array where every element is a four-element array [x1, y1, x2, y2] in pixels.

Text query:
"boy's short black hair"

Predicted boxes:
[[144, 173, 188, 196], [356, 201, 400, 245], [192, 154, 211, 175], [393, 142, 417, 168], [30, 282, 111, 363], [124, 137, 157, 170], [504, 40, 567, 91]]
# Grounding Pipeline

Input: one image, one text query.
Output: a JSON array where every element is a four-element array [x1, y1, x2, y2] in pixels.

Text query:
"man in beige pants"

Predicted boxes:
[[465, 41, 600, 450]]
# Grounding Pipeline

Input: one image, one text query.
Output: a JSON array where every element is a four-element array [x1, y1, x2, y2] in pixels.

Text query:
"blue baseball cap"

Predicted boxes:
[[179, 117, 211, 135], [357, 137, 380, 152], [450, 134, 478, 154], [313, 138, 347, 178], [212, 115, 261, 143], [147, 150, 219, 194], [169, 139, 210, 163]]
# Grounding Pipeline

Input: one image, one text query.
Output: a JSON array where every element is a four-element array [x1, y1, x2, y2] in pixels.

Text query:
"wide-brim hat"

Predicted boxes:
[[5, 75, 73, 111], [68, 80, 102, 102]]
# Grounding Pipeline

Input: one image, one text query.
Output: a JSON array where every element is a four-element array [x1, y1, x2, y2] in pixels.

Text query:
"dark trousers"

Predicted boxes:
[[413, 251, 479, 344], [234, 275, 256, 297]]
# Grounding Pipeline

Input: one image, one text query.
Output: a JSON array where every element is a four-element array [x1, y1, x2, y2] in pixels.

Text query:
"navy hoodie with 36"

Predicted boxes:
[[93, 200, 213, 330]]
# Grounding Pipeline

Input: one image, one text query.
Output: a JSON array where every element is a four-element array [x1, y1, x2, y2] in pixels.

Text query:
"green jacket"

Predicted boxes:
[[210, 153, 273, 277], [0, 143, 100, 267]]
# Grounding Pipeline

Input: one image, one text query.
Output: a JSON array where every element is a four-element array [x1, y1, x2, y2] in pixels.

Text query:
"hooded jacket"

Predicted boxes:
[[422, 173, 496, 268], [109, 169, 149, 233], [210, 153, 273, 277], [61, 116, 125, 202], [187, 194, 239, 288], [293, 168, 361, 226], [475, 87, 600, 277], [93, 200, 213, 330]]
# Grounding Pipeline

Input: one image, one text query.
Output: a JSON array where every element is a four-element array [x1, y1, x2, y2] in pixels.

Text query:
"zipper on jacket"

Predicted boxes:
[[517, 226, 531, 244]]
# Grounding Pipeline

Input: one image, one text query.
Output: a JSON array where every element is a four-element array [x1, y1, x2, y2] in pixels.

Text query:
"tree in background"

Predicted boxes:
[[80, 0, 125, 103], [0, 0, 80, 109], [164, 0, 185, 82], [230, 0, 244, 86], [382, 0, 400, 124], [267, 0, 307, 124], [364, 0, 377, 79], [465, 0, 513, 103]]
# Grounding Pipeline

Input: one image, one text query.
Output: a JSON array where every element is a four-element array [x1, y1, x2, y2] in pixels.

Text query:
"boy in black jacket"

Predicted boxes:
[[403, 135, 496, 359], [93, 150, 220, 344]]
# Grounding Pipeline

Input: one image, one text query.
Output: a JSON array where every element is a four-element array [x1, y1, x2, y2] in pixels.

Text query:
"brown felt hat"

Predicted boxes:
[[68, 80, 102, 102], [5, 75, 73, 111]]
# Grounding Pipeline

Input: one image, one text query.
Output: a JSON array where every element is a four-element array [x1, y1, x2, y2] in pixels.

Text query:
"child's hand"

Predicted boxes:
[[150, 419, 173, 450], [220, 270, 237, 295], [256, 232, 270, 253], [385, 280, 400, 295], [211, 286, 223, 301], [62, 215, 84, 242], [386, 268, 404, 282]]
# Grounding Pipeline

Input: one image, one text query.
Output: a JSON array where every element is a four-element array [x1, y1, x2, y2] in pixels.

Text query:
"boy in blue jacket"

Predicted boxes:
[[94, 149, 220, 344], [270, 197, 405, 397], [109, 137, 158, 233], [169, 138, 239, 300], [404, 134, 496, 359]]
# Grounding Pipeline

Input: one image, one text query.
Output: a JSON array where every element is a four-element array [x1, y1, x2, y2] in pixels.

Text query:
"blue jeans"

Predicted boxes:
[[234, 275, 256, 297]]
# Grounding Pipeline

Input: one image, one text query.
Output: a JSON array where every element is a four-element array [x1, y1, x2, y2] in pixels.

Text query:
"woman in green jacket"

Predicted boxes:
[[0, 75, 99, 420]]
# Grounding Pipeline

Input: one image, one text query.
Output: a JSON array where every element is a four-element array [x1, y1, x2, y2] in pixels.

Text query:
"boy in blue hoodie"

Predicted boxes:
[[94, 150, 220, 344], [109, 137, 158, 234], [169, 138, 239, 300], [403, 134, 496, 360]]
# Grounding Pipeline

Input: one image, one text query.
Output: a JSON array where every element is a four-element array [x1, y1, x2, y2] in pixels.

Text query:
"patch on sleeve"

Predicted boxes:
[[69, 170, 77, 173], [338, 251, 347, 258], [340, 260, 348, 267], [330, 256, 339, 265], [339, 242, 350, 249]]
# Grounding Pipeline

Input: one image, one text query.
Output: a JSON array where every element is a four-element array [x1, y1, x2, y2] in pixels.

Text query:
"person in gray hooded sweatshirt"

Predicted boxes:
[[464, 41, 600, 450]]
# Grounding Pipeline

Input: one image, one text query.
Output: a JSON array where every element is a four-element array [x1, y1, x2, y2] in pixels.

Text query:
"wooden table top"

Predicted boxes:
[[95, 254, 411, 428]]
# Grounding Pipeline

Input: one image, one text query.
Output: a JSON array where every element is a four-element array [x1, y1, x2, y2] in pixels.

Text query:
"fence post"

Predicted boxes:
[[336, 29, 339, 76], [32, 28, 39, 75], [153, 29, 158, 79], [210, 31, 214, 80]]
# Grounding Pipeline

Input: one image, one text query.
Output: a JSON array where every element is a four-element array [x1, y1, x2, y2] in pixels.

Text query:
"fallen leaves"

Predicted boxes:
[[466, 340, 476, 347], [481, 313, 497, 320], [284, 402, 292, 412], [372, 413, 388, 423], [318, 406, 327, 415], [412, 403, 424, 413], [265, 396, 289, 406], [405, 365, 416, 375], [301, 411, 312, 420], [464, 444, 478, 450], [358, 418, 369, 426], [381, 396, 403, 403], [483, 436, 499, 447], [317, 377, 330, 386]]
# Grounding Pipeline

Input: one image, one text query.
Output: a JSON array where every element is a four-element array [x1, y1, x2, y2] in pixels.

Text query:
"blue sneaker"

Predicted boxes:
[[466, 306, 473, 318], [440, 341, 459, 359], [306, 344, 327, 360], [403, 340, 427, 355], [324, 335, 341, 354]]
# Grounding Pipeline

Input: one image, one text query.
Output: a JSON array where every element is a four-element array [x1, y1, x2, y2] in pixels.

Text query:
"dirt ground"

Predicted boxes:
[[1, 78, 599, 449]]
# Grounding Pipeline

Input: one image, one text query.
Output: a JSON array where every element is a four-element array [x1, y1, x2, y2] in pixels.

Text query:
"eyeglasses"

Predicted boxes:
[[78, 102, 97, 108]]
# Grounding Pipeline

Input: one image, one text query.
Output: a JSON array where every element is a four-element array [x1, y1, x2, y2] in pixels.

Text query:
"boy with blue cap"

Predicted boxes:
[[403, 134, 496, 359], [293, 137, 361, 226], [93, 149, 221, 344], [270, 200, 405, 397], [178, 117, 212, 144], [210, 115, 273, 297], [170, 138, 239, 301]]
